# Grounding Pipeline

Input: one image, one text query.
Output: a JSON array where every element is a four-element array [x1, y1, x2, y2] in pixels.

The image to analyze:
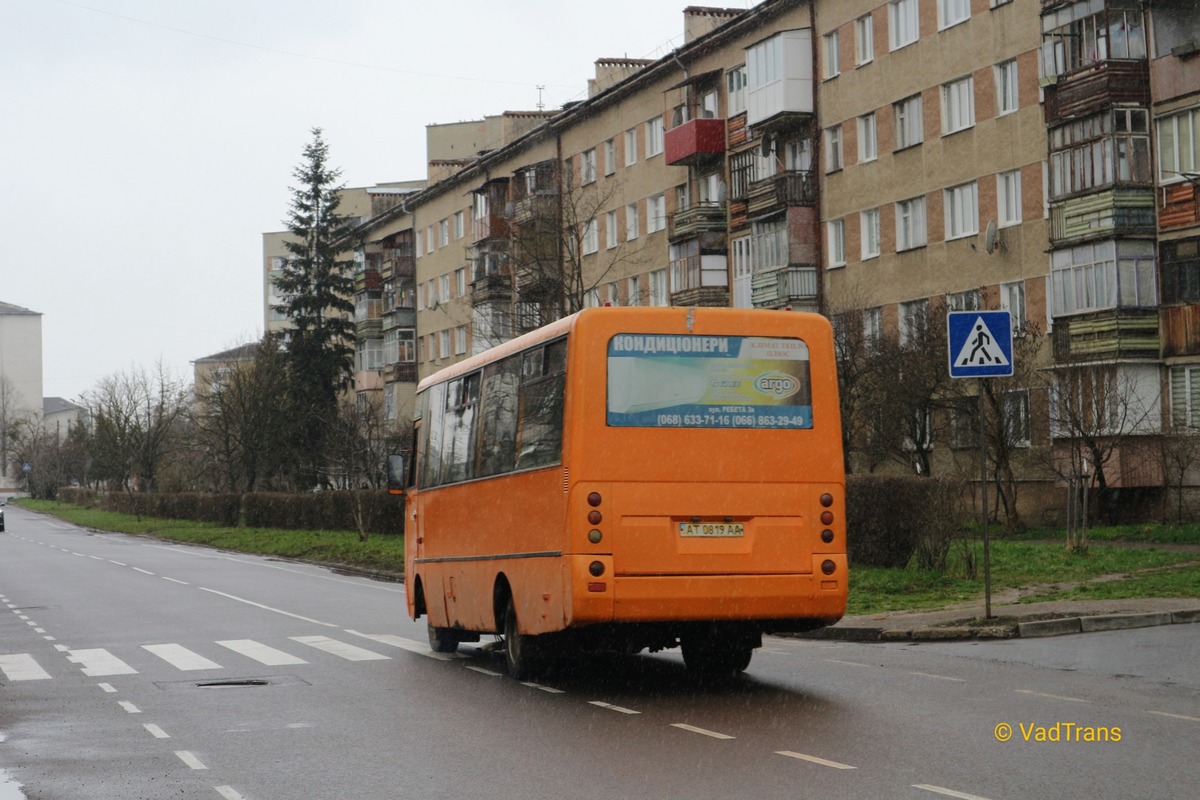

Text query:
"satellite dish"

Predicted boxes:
[[759, 133, 774, 158], [984, 220, 999, 255]]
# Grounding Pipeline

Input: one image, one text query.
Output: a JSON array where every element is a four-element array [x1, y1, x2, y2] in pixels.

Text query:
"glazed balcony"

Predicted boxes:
[[1051, 309, 1160, 363], [665, 118, 726, 166], [668, 203, 727, 242], [1049, 188, 1156, 245], [1043, 60, 1149, 124]]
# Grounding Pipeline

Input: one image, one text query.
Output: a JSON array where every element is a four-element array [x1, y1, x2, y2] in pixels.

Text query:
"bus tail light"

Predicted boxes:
[[820, 511, 834, 526], [821, 529, 834, 544], [588, 510, 602, 525], [821, 560, 837, 575], [589, 561, 605, 577], [588, 582, 607, 593]]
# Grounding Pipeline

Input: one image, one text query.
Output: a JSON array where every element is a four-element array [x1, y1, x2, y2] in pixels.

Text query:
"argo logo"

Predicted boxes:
[[754, 371, 800, 398]]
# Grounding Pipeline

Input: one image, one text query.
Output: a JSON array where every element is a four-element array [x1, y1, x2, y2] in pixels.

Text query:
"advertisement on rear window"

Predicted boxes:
[[607, 334, 813, 429]]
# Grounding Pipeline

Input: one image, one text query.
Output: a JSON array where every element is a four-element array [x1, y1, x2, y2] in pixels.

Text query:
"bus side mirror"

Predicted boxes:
[[386, 454, 406, 495]]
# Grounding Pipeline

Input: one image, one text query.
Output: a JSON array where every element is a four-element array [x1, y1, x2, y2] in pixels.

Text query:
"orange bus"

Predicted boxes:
[[390, 306, 846, 678]]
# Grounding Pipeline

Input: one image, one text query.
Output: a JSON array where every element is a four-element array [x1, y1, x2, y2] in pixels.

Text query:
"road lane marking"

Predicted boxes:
[[1148, 710, 1200, 722], [68, 648, 137, 676], [143, 644, 223, 671], [1015, 689, 1089, 703], [910, 671, 967, 682], [671, 724, 734, 739], [33, 628, 45, 634], [216, 639, 308, 666], [98, 683, 117, 693], [465, 665, 503, 676], [521, 682, 565, 694], [163, 577, 189, 585], [200, 588, 338, 627], [913, 785, 995, 800], [175, 751, 207, 770], [589, 701, 640, 715], [118, 701, 141, 714], [289, 635, 389, 661], [0, 654, 53, 681], [132, 567, 155, 575], [143, 724, 170, 739], [54, 645, 69, 652], [343, 630, 463, 661], [776, 751, 857, 769], [89, 555, 104, 561], [216, 786, 247, 800], [109, 560, 127, 566], [825, 659, 871, 667]]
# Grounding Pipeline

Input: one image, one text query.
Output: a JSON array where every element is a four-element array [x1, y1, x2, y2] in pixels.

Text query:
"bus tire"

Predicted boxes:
[[681, 635, 753, 677], [427, 622, 460, 654], [503, 598, 538, 680]]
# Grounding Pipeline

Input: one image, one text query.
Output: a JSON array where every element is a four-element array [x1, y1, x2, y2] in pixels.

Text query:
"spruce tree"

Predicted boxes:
[[272, 128, 357, 487]]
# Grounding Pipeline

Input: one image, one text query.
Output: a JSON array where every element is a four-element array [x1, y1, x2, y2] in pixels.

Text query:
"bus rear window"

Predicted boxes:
[[606, 334, 813, 429]]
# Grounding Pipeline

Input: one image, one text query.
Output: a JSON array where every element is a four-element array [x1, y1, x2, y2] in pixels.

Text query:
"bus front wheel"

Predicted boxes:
[[427, 622, 460, 654], [503, 598, 539, 680]]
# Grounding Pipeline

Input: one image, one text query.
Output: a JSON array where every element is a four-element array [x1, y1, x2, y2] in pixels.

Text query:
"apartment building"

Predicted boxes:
[[0, 301, 43, 494]]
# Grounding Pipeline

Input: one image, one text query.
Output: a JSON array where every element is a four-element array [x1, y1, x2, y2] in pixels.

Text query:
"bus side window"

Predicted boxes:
[[515, 340, 567, 471], [421, 382, 447, 488], [477, 356, 520, 478], [441, 372, 481, 484]]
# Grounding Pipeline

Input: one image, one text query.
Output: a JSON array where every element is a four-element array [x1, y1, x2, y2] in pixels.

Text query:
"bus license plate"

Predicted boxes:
[[679, 522, 744, 538]]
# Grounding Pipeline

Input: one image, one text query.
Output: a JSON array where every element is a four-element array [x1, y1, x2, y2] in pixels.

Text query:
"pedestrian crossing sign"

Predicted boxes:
[[947, 311, 1013, 378]]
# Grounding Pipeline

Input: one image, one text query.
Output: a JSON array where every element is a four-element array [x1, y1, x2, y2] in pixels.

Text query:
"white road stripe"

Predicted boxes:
[[162, 577, 189, 585], [1015, 689, 1089, 703], [215, 786, 247, 800], [89, 555, 104, 561], [216, 639, 307, 666], [98, 683, 117, 693], [589, 701, 640, 715], [118, 701, 141, 714], [0, 654, 53, 681], [143, 644, 222, 671], [910, 671, 967, 682], [132, 567, 155, 575], [200, 588, 338, 627], [143, 724, 170, 739], [465, 665, 503, 676], [521, 682, 566, 694], [825, 659, 870, 667], [775, 751, 857, 769], [175, 751, 207, 770], [1148, 710, 1200, 722], [671, 724, 734, 740], [289, 635, 389, 661], [109, 560, 127, 566], [343, 630, 461, 661], [68, 648, 137, 676], [913, 784, 995, 800]]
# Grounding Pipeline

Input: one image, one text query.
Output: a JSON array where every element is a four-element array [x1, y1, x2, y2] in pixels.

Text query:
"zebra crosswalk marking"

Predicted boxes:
[[289, 635, 390, 662], [68, 648, 137, 677], [142, 644, 222, 671], [0, 653, 53, 681], [216, 639, 308, 666]]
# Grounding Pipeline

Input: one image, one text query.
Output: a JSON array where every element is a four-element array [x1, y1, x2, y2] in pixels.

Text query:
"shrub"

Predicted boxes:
[[847, 475, 968, 569]]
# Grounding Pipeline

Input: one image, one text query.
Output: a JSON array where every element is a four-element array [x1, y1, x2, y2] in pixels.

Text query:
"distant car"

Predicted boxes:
[[0, 505, 5, 532]]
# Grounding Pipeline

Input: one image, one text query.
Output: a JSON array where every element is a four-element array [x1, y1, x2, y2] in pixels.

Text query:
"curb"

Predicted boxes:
[[800, 608, 1200, 643]]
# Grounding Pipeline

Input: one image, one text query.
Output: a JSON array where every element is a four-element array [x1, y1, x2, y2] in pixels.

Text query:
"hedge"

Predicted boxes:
[[846, 475, 968, 569]]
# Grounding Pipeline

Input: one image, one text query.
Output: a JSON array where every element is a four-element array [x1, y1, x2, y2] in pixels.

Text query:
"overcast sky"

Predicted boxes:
[[2, 0, 745, 401]]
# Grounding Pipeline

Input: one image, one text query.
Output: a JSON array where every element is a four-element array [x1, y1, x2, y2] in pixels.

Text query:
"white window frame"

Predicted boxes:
[[438, 330, 450, 360], [1157, 107, 1199, 184], [581, 148, 597, 184], [647, 194, 667, 233], [727, 67, 747, 116], [941, 76, 975, 135], [582, 218, 599, 255], [997, 169, 1022, 228], [453, 325, 467, 356], [624, 128, 638, 166], [626, 203, 639, 240], [858, 113, 878, 163], [649, 269, 668, 306], [627, 275, 641, 306], [899, 298, 928, 346], [825, 125, 843, 172], [938, 0, 970, 31], [645, 117, 664, 158], [439, 220, 449, 247], [894, 94, 924, 150], [604, 139, 616, 176], [889, 0, 920, 51], [855, 14, 874, 66], [1000, 280, 1026, 334], [995, 59, 1019, 117], [860, 208, 881, 259], [454, 211, 465, 239], [943, 181, 979, 241], [896, 196, 927, 251], [823, 30, 840, 79], [440, 274, 451, 301], [605, 210, 618, 249], [828, 219, 846, 268], [863, 306, 883, 343], [455, 267, 466, 297]]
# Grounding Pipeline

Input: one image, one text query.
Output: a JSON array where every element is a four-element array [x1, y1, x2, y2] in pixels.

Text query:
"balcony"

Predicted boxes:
[[1051, 309, 1160, 363], [747, 170, 816, 217], [669, 203, 726, 241], [1049, 188, 1156, 244], [355, 318, 382, 340], [384, 361, 419, 383], [471, 271, 512, 306], [1043, 60, 1149, 123], [1161, 305, 1200, 359], [382, 308, 416, 330], [354, 269, 382, 292], [750, 265, 818, 310], [665, 118, 726, 166]]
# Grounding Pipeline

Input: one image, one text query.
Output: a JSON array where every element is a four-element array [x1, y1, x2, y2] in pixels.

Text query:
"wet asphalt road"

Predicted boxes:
[[1, 504, 1197, 800]]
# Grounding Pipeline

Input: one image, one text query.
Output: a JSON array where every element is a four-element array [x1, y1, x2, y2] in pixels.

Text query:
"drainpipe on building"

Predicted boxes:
[[809, 0, 825, 317]]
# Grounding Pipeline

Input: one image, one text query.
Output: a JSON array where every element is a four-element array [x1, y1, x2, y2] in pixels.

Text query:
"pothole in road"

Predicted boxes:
[[196, 679, 271, 689], [154, 675, 308, 691]]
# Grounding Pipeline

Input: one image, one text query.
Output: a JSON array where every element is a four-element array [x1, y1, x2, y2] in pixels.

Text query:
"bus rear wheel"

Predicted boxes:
[[427, 622, 460, 654], [681, 634, 754, 677], [503, 598, 539, 680]]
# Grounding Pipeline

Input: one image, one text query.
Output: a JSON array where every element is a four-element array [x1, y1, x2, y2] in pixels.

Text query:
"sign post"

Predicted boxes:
[[948, 311, 1013, 619]]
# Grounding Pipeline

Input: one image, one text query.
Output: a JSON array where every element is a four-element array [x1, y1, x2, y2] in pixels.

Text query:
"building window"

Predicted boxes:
[[1157, 107, 1199, 184], [649, 269, 668, 306], [455, 267, 467, 297], [1004, 390, 1031, 446], [995, 59, 1019, 117], [1040, 4, 1146, 80], [647, 194, 667, 233], [606, 282, 619, 306], [645, 117, 664, 158], [899, 298, 929, 345], [858, 113, 877, 162], [357, 338, 382, 372], [605, 210, 618, 249], [1160, 238, 1200, 305], [438, 330, 450, 360], [863, 306, 883, 343], [427, 225, 436, 250], [825, 125, 843, 172], [889, 0, 920, 51], [626, 203, 639, 240], [855, 14, 874, 65], [828, 219, 846, 267], [824, 30, 840, 79], [947, 289, 980, 311], [1050, 240, 1156, 316], [581, 148, 597, 184], [415, 229, 424, 258], [454, 211, 465, 239], [585, 288, 601, 308], [896, 196, 927, 251], [944, 181, 979, 241], [860, 208, 881, 259], [727, 67, 746, 116], [454, 325, 467, 356], [997, 169, 1022, 228], [1171, 366, 1200, 430], [894, 94, 924, 150], [751, 217, 788, 272], [627, 275, 641, 306], [439, 220, 449, 247], [732, 236, 752, 308], [938, 0, 970, 30], [1000, 280, 1026, 333], [582, 218, 599, 255], [1050, 109, 1151, 199], [604, 139, 616, 176], [941, 76, 975, 135], [440, 275, 451, 302], [625, 128, 637, 166]]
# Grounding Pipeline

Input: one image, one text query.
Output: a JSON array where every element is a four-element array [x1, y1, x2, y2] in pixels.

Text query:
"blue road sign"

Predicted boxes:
[[947, 310, 1013, 378]]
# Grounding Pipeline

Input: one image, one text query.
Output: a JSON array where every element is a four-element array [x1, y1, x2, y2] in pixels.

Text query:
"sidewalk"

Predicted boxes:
[[798, 597, 1200, 642]]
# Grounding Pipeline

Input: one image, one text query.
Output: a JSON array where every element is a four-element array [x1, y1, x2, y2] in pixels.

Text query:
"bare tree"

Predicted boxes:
[[1157, 425, 1200, 524], [0, 375, 31, 483], [8, 416, 88, 500]]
